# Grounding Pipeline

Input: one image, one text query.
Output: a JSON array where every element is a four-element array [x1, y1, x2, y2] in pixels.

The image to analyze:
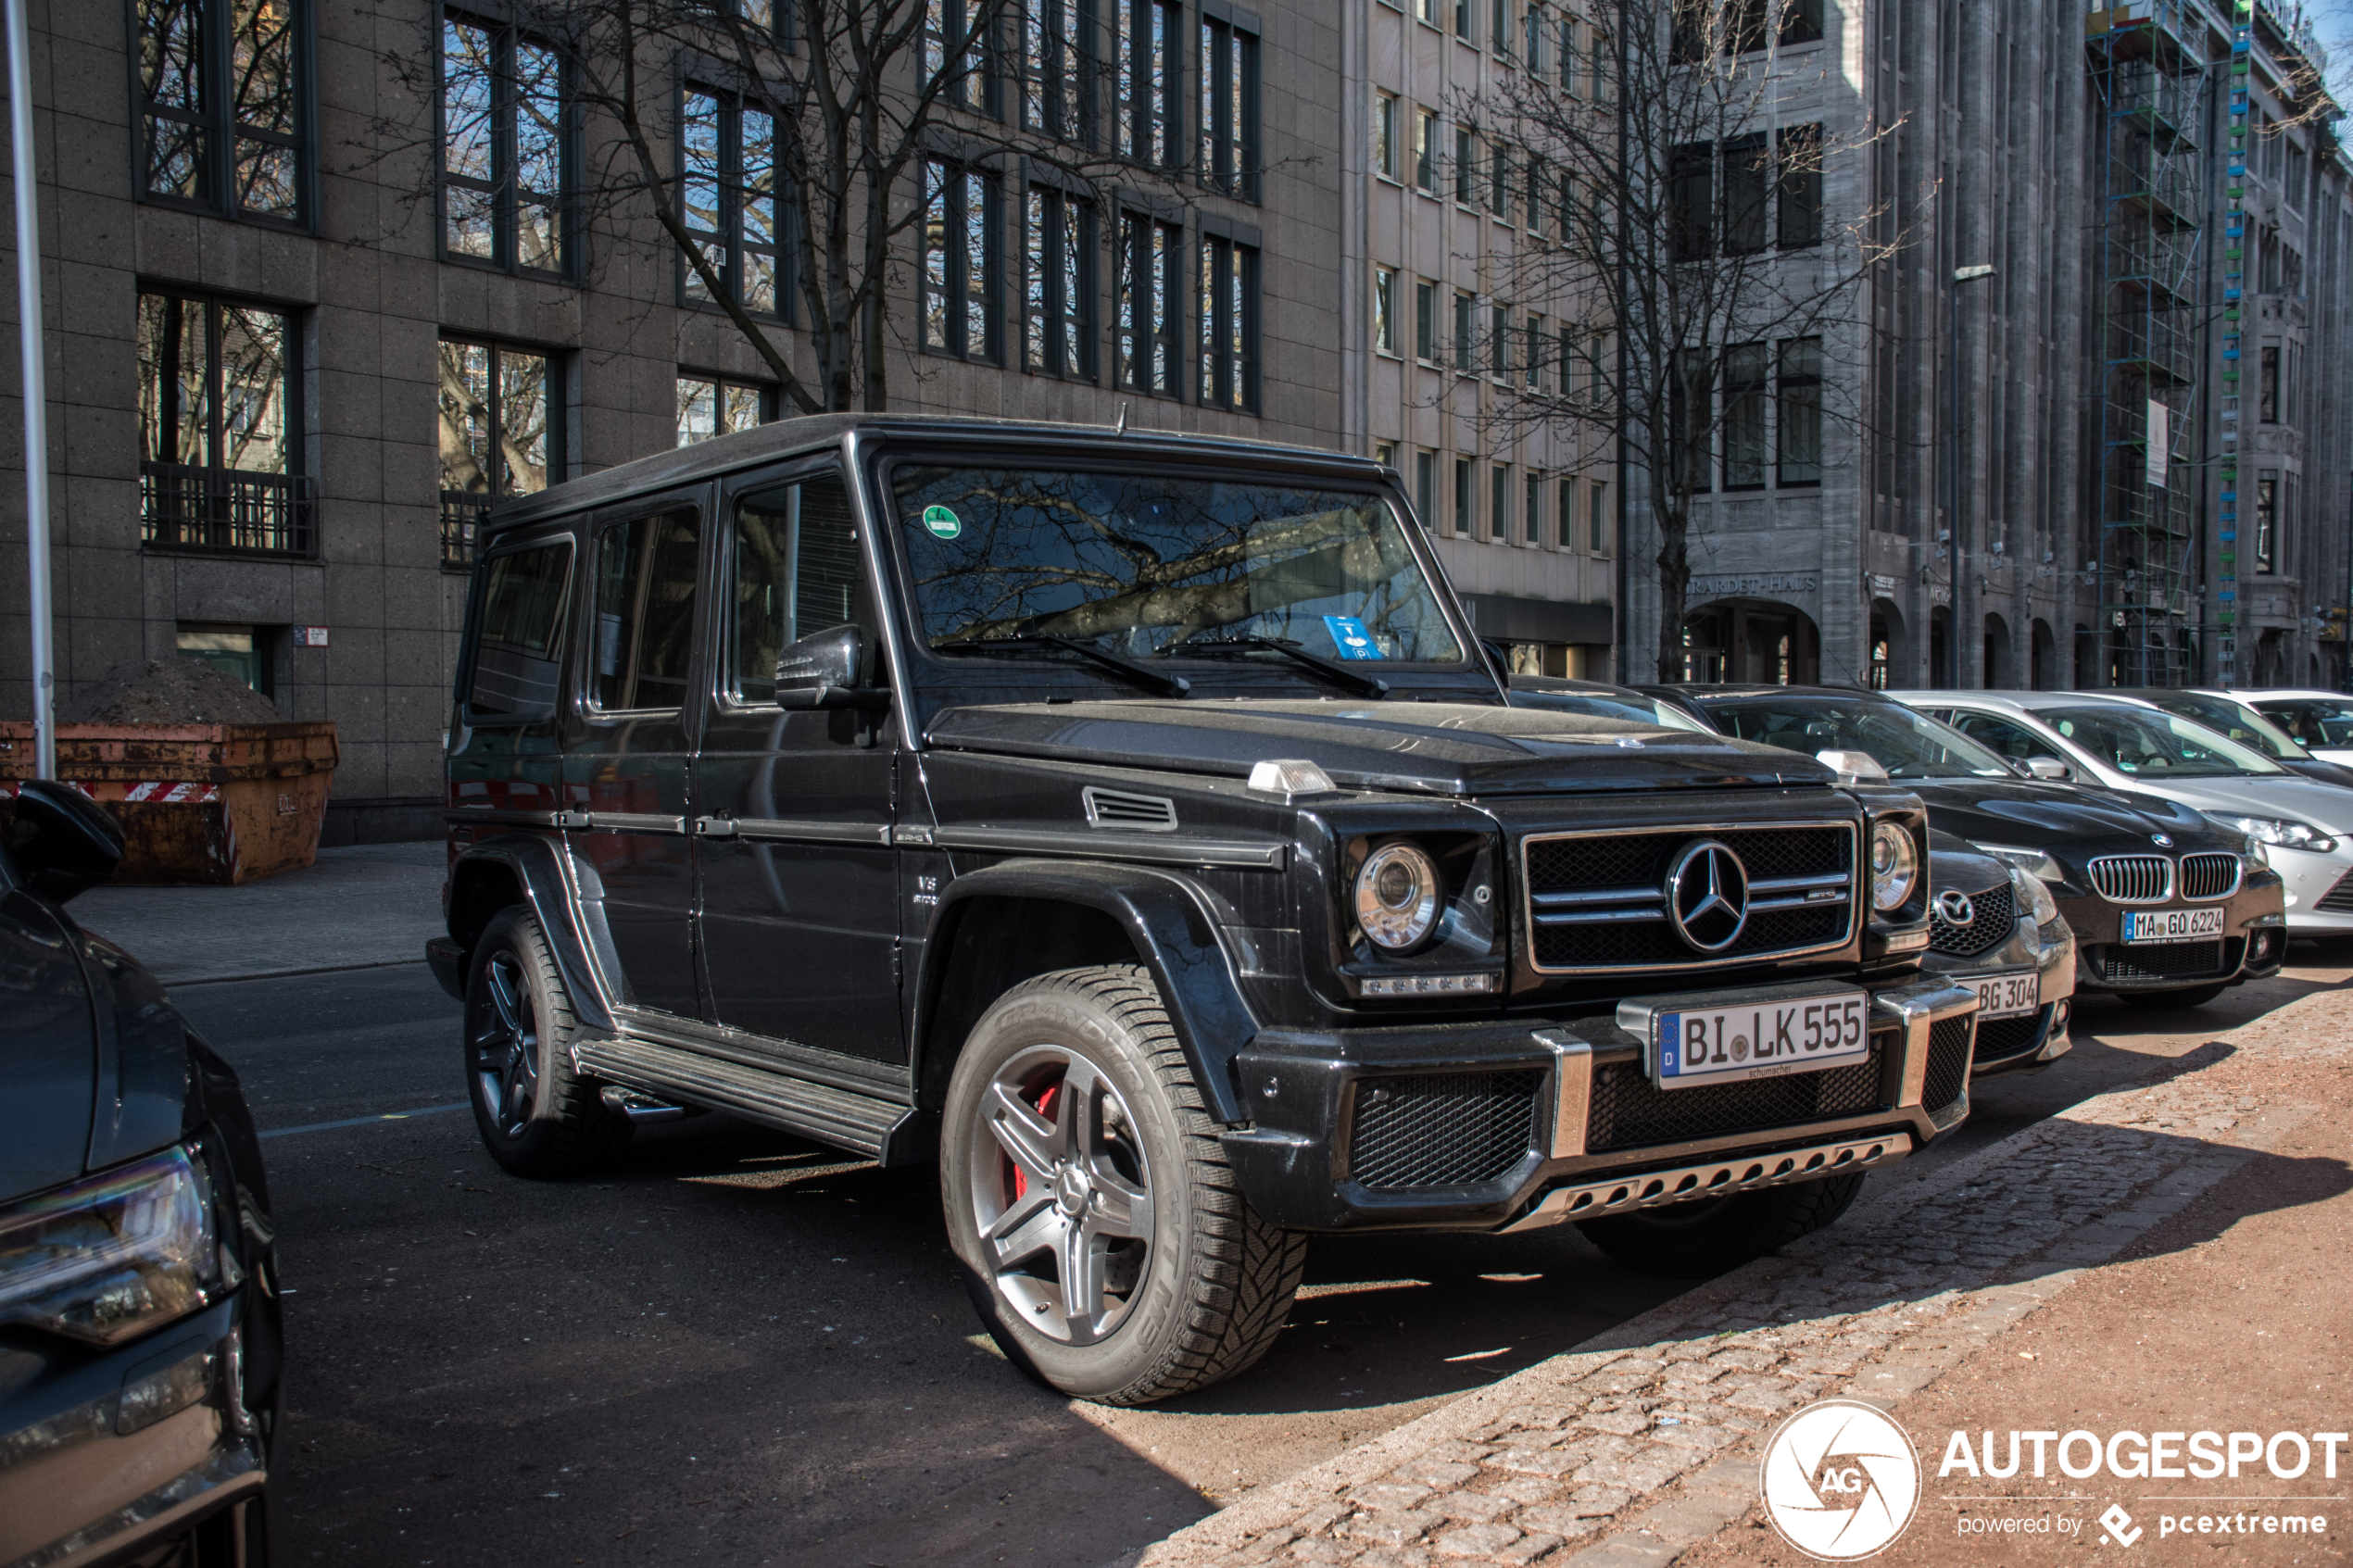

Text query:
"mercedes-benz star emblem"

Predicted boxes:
[[1934, 889, 1976, 926], [1666, 839, 1751, 953]]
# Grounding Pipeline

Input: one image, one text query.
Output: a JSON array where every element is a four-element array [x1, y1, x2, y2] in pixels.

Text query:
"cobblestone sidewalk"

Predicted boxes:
[[1118, 994, 2344, 1568]]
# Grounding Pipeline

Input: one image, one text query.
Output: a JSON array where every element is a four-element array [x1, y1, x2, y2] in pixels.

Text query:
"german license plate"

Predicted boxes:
[[1974, 972, 2040, 1020], [1655, 990, 1869, 1089], [2122, 907, 2225, 944]]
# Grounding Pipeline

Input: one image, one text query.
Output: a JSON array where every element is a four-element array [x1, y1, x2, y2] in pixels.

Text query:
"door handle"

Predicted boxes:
[[692, 816, 738, 839]]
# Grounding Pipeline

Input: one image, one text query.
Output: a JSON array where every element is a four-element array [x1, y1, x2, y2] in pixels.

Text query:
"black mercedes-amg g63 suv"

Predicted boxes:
[[429, 416, 1976, 1406]]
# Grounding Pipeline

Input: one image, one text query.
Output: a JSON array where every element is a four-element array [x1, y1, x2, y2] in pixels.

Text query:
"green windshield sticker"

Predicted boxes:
[[922, 505, 963, 539]]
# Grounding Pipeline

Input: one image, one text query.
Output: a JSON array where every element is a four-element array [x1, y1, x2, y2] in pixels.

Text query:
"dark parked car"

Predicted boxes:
[[0, 781, 280, 1566], [1662, 685, 2286, 1010], [433, 415, 1982, 1404]]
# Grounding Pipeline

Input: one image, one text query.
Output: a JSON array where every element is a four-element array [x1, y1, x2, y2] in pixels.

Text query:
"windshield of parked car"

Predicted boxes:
[[891, 465, 1466, 665], [2042, 705, 2285, 778], [1508, 686, 1713, 733], [2253, 696, 2353, 748], [1705, 698, 2015, 778], [2145, 695, 2309, 761]]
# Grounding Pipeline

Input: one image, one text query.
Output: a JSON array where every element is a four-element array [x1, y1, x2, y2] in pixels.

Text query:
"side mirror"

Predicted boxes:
[[5, 780, 125, 903], [2025, 756, 2071, 781], [1815, 748, 1889, 784], [774, 624, 889, 711]]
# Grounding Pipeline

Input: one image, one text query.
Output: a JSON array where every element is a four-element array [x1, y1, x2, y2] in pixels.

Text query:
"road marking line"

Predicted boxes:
[[260, 1102, 472, 1139]]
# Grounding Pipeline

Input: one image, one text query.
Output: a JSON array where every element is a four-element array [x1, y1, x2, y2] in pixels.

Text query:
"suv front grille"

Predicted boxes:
[[1349, 1071, 1543, 1191], [2179, 852, 2242, 900], [1524, 822, 1857, 972], [2089, 855, 2174, 904], [1930, 882, 2015, 958], [1919, 1014, 1976, 1110], [1973, 1011, 2047, 1064], [1582, 1036, 1888, 1154]]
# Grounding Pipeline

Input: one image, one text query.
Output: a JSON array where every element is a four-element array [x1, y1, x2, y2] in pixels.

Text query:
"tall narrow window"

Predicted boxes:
[[1526, 6, 1547, 73], [2259, 345, 2280, 422], [1780, 0, 1824, 44], [137, 0, 309, 222], [1416, 451, 1437, 527], [1025, 188, 1098, 380], [1491, 304, 1511, 379], [1118, 210, 1180, 394], [1524, 313, 1543, 387], [1589, 480, 1608, 554], [922, 161, 1000, 361], [1416, 280, 1437, 361], [2255, 473, 2278, 573], [1489, 142, 1510, 216], [1200, 233, 1260, 412], [1777, 337, 1823, 486], [1722, 343, 1768, 488], [676, 375, 773, 446], [1376, 92, 1399, 179], [1672, 349, 1711, 493], [1453, 292, 1476, 372], [1454, 0, 1471, 42], [442, 15, 568, 274], [1115, 0, 1180, 164], [682, 87, 785, 316], [1557, 477, 1575, 547], [1669, 142, 1713, 261], [1525, 153, 1547, 235], [1491, 465, 1511, 543], [1777, 124, 1824, 249], [139, 290, 310, 555], [1415, 110, 1438, 191], [1200, 16, 1260, 200], [925, 0, 994, 114], [1490, 0, 1507, 54], [437, 337, 558, 566], [1559, 16, 1579, 93], [1374, 266, 1398, 355], [1023, 0, 1095, 144], [1722, 134, 1768, 255], [1455, 126, 1478, 207], [1557, 324, 1575, 396], [1524, 471, 1542, 545], [1455, 457, 1475, 536]]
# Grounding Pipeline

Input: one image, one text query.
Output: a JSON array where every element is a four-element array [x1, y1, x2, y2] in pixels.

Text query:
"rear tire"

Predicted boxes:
[[463, 906, 632, 1178], [2119, 983, 2228, 1010], [1576, 1172, 1866, 1279], [940, 964, 1307, 1406]]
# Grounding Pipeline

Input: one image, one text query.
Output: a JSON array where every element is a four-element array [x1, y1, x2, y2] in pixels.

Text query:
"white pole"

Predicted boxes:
[[5, 0, 48, 780]]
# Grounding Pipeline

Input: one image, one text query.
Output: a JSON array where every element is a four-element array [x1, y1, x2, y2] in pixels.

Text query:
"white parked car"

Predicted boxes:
[[2231, 688, 2353, 768], [1888, 690, 2353, 935]]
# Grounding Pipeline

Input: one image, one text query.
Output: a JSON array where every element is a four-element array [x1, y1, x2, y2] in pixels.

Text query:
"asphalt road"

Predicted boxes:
[[168, 942, 2353, 1568]]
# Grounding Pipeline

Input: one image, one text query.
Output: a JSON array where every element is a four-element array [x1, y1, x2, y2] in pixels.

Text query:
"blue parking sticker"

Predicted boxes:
[[1323, 615, 1385, 659]]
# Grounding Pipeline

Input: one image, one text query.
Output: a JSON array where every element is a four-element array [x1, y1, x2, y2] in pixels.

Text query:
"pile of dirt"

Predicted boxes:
[[60, 659, 282, 726]]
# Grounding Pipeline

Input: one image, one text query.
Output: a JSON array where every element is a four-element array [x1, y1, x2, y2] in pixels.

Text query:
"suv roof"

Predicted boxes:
[[483, 413, 1390, 538]]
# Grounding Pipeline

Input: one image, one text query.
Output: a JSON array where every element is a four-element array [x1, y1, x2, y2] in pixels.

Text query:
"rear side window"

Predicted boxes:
[[592, 509, 701, 711], [469, 540, 572, 718], [1947, 711, 2045, 762], [730, 471, 875, 704]]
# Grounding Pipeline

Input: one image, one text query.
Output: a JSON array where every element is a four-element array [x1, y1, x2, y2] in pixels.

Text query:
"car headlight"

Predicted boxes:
[[1355, 840, 1442, 951], [1972, 843, 2067, 884], [2007, 863, 2060, 926], [2201, 812, 2337, 854], [1870, 821, 1919, 912], [0, 1144, 220, 1345]]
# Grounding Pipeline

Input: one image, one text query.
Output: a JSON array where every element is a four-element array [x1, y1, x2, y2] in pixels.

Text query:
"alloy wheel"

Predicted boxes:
[[472, 949, 541, 1138]]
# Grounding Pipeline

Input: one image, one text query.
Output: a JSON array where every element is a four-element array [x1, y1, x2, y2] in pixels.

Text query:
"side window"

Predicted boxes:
[[1949, 712, 2039, 761], [591, 509, 701, 711], [730, 471, 875, 704], [469, 540, 572, 718]]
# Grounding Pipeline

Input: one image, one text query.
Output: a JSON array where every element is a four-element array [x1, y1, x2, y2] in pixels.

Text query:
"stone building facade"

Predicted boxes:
[[0, 0, 1346, 839]]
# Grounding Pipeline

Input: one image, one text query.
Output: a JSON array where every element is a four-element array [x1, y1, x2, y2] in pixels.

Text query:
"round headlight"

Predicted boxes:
[[2007, 862, 2060, 927], [1355, 842, 1442, 951], [1870, 822, 1919, 913]]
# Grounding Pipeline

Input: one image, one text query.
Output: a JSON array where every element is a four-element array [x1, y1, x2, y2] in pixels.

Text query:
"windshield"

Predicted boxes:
[[1708, 698, 2015, 778], [2042, 705, 2284, 778], [891, 465, 1465, 665], [2147, 695, 2308, 761], [1510, 687, 1713, 733], [2253, 697, 2353, 748]]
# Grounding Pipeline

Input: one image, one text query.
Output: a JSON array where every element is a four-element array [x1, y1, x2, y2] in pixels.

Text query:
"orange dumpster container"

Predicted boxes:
[[0, 721, 339, 884]]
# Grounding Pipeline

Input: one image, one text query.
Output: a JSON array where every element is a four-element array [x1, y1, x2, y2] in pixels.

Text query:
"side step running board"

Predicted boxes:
[[574, 1035, 922, 1163]]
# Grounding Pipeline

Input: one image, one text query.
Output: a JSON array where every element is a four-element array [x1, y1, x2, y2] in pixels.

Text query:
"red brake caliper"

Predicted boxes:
[[1011, 1077, 1063, 1201]]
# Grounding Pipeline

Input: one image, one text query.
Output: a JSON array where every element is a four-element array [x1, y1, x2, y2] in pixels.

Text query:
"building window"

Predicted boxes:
[[1200, 15, 1259, 200], [1117, 210, 1180, 394], [925, 0, 997, 116], [1722, 134, 1768, 256], [1453, 292, 1476, 372], [1375, 441, 1396, 465], [682, 87, 784, 316], [1416, 450, 1437, 527], [1454, 457, 1475, 536], [1025, 188, 1098, 380], [1587, 25, 1607, 97], [1454, 0, 1472, 42], [1415, 280, 1437, 361], [1557, 477, 1575, 547], [1490, 0, 1508, 54], [1777, 337, 1822, 486], [1376, 92, 1399, 180], [1558, 324, 1575, 396], [1374, 266, 1398, 355], [438, 337, 558, 567], [1589, 479, 1608, 554], [1022, 0, 1096, 144], [1524, 471, 1542, 545], [1714, 0, 1822, 52], [677, 375, 773, 446], [1722, 342, 1768, 489], [1417, 0, 1437, 23], [1491, 464, 1511, 543], [138, 290, 312, 556], [1525, 152, 1547, 235], [1526, 6, 1548, 72], [1455, 126, 1478, 207], [1115, 0, 1180, 164], [1491, 304, 1511, 379], [1414, 110, 1438, 192], [2259, 345, 2279, 423], [1524, 313, 1543, 388], [136, 0, 309, 223], [1199, 234, 1260, 412], [922, 160, 1000, 361], [1669, 143, 1711, 262], [1490, 142, 1511, 216], [442, 13, 569, 274], [2255, 472, 2278, 574], [1672, 350, 1711, 493], [1778, 124, 1824, 249]]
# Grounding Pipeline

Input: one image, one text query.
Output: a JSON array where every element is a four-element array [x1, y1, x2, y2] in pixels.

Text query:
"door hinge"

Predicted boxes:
[[891, 940, 904, 989]]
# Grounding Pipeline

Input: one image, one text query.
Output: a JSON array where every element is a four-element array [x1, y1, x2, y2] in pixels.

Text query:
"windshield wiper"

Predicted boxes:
[[936, 633, 1190, 697], [1160, 634, 1390, 698]]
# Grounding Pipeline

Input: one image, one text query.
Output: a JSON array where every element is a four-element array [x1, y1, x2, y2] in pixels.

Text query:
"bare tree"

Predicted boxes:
[[1462, 0, 1900, 682]]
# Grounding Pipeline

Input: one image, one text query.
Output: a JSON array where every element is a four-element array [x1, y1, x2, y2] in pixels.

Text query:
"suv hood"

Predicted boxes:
[[925, 699, 1834, 796]]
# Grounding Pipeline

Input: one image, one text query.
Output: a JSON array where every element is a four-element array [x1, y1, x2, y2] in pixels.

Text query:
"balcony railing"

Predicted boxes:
[[141, 463, 317, 557], [442, 491, 493, 570]]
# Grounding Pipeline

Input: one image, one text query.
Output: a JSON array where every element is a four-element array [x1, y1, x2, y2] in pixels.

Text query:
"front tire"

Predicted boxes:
[[940, 964, 1307, 1406], [463, 906, 632, 1178], [2119, 983, 2229, 1010], [1577, 1172, 1865, 1279]]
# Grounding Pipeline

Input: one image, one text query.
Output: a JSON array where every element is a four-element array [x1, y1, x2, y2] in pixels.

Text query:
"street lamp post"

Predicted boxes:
[[1946, 262, 1995, 689]]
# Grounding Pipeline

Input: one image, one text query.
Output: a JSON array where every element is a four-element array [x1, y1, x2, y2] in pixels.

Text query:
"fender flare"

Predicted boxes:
[[445, 834, 624, 1033], [914, 859, 1263, 1125]]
